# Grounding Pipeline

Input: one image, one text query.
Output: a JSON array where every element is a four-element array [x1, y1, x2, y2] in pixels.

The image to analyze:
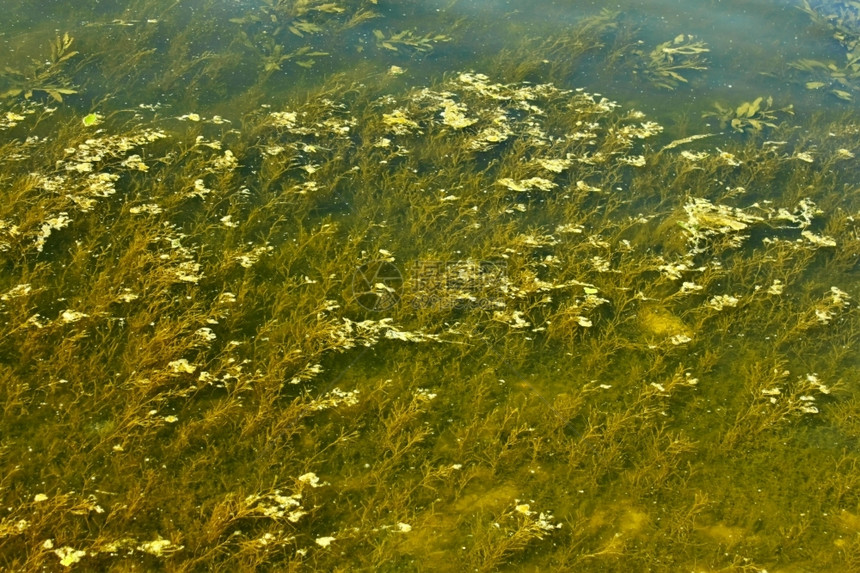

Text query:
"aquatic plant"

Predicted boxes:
[[702, 96, 794, 133], [635, 34, 710, 90], [0, 33, 79, 102], [0, 2, 857, 572]]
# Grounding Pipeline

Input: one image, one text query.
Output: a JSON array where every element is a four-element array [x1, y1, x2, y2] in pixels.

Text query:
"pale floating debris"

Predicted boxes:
[[469, 125, 512, 150], [382, 109, 421, 134], [67, 161, 93, 173], [137, 537, 175, 556], [129, 203, 163, 215], [770, 198, 822, 228], [163, 415, 179, 423], [269, 110, 298, 129], [179, 113, 200, 122], [717, 149, 742, 166], [555, 223, 584, 234], [195, 327, 216, 342], [510, 499, 563, 536], [670, 333, 692, 345], [707, 294, 739, 311], [189, 179, 211, 199], [168, 359, 197, 374], [1, 283, 32, 301], [26, 314, 47, 329], [5, 111, 26, 123], [384, 328, 438, 342], [388, 65, 405, 75], [415, 387, 437, 402], [680, 150, 709, 162], [535, 157, 573, 172], [576, 316, 593, 327], [806, 373, 830, 394], [298, 472, 327, 488], [54, 546, 86, 567], [234, 244, 274, 268], [661, 133, 715, 151], [60, 310, 88, 324], [309, 387, 359, 410], [269, 111, 303, 131], [680, 281, 703, 294], [120, 154, 148, 171], [493, 309, 531, 328], [616, 121, 663, 140], [33, 493, 48, 503], [816, 308, 834, 324], [288, 509, 307, 523], [830, 286, 851, 307], [576, 180, 601, 192], [292, 181, 319, 195], [315, 536, 336, 548], [440, 101, 477, 129], [835, 148, 855, 159], [395, 522, 412, 533], [497, 177, 557, 192], [174, 261, 203, 283], [211, 149, 238, 170], [681, 198, 763, 251], [35, 213, 72, 252], [793, 151, 814, 163], [801, 230, 836, 247], [619, 155, 646, 167], [591, 256, 611, 272], [218, 292, 237, 304], [766, 280, 784, 295]]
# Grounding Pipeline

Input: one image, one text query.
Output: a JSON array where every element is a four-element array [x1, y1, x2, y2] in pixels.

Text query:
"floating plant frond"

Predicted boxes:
[[373, 28, 451, 53], [636, 34, 709, 90], [0, 33, 79, 102], [791, 57, 860, 101], [702, 96, 794, 133]]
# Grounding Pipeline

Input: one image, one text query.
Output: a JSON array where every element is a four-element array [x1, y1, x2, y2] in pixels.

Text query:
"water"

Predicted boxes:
[[0, 1, 858, 571]]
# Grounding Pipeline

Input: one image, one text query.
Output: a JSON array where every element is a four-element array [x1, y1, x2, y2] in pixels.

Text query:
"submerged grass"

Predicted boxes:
[[0, 1, 858, 571]]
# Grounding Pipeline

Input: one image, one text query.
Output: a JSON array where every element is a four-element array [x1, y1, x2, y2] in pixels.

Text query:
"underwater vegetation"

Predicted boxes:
[[0, 0, 859, 571], [795, 0, 860, 101]]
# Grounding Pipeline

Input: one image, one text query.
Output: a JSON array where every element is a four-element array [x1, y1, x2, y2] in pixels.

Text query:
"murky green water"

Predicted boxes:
[[0, 1, 858, 571]]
